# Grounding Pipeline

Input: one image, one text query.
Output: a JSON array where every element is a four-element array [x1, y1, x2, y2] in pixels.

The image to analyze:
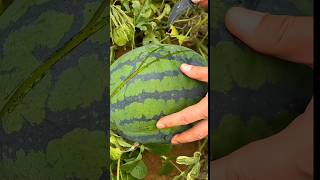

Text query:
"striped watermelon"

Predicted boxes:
[[110, 44, 207, 143]]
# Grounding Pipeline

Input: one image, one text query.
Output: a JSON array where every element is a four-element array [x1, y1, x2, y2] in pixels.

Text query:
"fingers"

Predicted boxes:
[[225, 7, 313, 65], [180, 63, 208, 82], [192, 0, 208, 8], [171, 119, 208, 144], [156, 95, 208, 128], [157, 64, 208, 144]]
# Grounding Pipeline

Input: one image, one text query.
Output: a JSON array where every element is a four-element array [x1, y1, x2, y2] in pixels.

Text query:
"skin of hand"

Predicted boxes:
[[156, 64, 208, 144], [211, 7, 313, 180], [192, 0, 208, 8]]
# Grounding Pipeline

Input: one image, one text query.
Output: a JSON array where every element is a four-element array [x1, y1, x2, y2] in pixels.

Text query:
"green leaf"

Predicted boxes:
[[156, 4, 171, 20], [176, 156, 196, 165], [110, 136, 118, 146], [145, 143, 172, 155], [117, 138, 133, 148], [121, 153, 142, 172], [176, 34, 187, 45], [121, 0, 130, 12], [133, 0, 153, 32], [159, 159, 174, 176], [112, 26, 129, 46], [136, 23, 147, 31], [187, 162, 201, 180], [132, 0, 141, 17], [143, 32, 160, 45], [130, 160, 147, 179], [110, 147, 122, 160]]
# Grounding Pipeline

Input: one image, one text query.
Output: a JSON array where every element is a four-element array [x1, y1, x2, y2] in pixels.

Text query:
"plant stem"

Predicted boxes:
[[199, 138, 208, 152], [161, 156, 183, 173], [173, 16, 199, 23], [117, 158, 121, 180], [170, 160, 183, 173]]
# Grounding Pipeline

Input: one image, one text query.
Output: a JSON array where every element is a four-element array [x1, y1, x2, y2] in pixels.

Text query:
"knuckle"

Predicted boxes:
[[195, 106, 207, 119], [179, 114, 190, 125], [193, 133, 204, 141], [200, 109, 208, 119], [271, 16, 294, 53]]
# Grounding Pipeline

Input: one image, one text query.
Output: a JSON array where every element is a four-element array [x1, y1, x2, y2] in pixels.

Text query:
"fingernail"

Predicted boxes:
[[181, 63, 192, 72], [225, 7, 265, 36], [156, 122, 165, 129], [171, 135, 179, 144]]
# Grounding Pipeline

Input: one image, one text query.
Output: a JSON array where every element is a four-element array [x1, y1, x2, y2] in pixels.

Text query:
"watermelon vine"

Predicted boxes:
[[0, 0, 107, 122]]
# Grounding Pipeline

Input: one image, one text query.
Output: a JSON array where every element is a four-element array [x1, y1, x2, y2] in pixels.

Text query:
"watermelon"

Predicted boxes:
[[0, 1, 108, 179], [110, 44, 207, 144], [210, 0, 313, 160]]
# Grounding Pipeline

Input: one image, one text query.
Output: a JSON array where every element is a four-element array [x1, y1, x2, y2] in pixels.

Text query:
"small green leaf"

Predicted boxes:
[[150, 21, 157, 30], [136, 23, 147, 31], [130, 160, 147, 179], [176, 156, 196, 165], [156, 4, 171, 20], [176, 35, 187, 45], [121, 0, 130, 12], [193, 152, 201, 161], [110, 136, 118, 146], [117, 137, 132, 148]]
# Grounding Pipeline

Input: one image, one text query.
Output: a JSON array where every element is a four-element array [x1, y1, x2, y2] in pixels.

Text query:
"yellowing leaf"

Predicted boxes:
[[169, 25, 189, 45], [170, 25, 179, 36]]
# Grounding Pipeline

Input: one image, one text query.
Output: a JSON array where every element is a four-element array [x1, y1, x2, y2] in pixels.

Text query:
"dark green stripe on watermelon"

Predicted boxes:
[[111, 88, 205, 112], [110, 44, 207, 144]]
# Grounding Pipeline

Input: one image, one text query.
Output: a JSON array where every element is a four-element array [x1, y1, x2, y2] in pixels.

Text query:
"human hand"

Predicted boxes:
[[156, 64, 208, 144], [211, 7, 313, 180], [192, 0, 208, 8]]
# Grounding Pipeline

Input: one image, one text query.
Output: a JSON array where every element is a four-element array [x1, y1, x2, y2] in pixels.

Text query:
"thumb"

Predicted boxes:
[[211, 99, 314, 180], [225, 7, 313, 66], [180, 63, 208, 82]]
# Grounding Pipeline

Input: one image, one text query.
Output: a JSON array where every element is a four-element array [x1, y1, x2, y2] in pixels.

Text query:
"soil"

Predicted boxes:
[[143, 141, 200, 179]]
